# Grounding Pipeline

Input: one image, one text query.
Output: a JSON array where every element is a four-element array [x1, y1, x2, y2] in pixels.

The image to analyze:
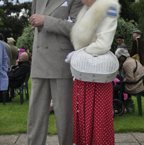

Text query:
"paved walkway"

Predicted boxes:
[[0, 133, 144, 145]]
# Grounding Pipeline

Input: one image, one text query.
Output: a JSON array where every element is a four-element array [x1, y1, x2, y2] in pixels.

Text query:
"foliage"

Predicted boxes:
[[131, 0, 144, 38], [111, 18, 138, 53], [0, 9, 4, 26], [119, 0, 139, 23], [0, 0, 32, 42], [16, 25, 34, 52]]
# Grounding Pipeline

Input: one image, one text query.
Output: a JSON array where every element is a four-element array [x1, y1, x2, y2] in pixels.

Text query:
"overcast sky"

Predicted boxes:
[[0, 0, 32, 5], [19, 0, 32, 3]]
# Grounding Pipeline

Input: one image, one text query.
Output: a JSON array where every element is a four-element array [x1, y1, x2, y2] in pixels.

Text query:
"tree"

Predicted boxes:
[[16, 24, 33, 52], [0, 9, 4, 26], [111, 18, 138, 53], [0, 0, 32, 42], [119, 0, 139, 23]]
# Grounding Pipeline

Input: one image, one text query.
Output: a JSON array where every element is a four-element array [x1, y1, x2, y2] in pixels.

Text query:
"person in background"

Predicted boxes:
[[130, 30, 144, 66], [0, 33, 12, 70], [27, 0, 83, 145], [7, 37, 18, 66], [6, 52, 30, 99], [50, 100, 54, 114], [8, 52, 30, 88], [115, 48, 144, 94], [0, 41, 8, 102], [18, 46, 25, 60], [116, 36, 127, 50]]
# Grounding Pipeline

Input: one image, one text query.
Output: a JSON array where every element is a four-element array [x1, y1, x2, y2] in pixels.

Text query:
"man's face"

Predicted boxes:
[[133, 33, 138, 39], [117, 38, 123, 45], [19, 55, 23, 61]]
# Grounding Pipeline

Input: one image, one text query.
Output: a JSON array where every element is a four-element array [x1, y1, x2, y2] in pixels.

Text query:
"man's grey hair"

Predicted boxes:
[[115, 48, 130, 58]]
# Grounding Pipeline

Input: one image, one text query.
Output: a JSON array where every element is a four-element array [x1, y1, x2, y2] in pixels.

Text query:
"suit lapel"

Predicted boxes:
[[36, 0, 48, 14], [43, 0, 66, 15]]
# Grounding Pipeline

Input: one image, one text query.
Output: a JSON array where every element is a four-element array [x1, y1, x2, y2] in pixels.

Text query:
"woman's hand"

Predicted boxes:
[[65, 51, 77, 63]]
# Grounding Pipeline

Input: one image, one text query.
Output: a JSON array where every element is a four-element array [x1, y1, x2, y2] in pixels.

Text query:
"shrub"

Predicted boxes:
[[16, 25, 34, 52]]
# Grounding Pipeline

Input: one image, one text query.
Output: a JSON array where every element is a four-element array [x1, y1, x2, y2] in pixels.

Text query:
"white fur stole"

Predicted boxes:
[[71, 0, 120, 50]]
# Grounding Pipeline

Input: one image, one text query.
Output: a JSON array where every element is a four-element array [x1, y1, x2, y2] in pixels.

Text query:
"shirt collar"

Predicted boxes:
[[135, 36, 140, 39]]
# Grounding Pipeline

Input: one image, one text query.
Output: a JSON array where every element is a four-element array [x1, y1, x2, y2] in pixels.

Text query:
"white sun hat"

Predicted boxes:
[[70, 48, 119, 83]]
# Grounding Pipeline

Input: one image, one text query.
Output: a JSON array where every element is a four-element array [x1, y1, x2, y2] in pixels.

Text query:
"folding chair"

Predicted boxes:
[[119, 76, 144, 117], [3, 73, 30, 105]]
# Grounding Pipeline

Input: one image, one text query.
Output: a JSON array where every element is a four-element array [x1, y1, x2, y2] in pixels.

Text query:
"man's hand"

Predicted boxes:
[[16, 59, 19, 66], [30, 14, 45, 27]]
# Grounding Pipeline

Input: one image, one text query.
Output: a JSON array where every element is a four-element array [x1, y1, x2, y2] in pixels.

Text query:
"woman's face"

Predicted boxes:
[[81, 0, 96, 7]]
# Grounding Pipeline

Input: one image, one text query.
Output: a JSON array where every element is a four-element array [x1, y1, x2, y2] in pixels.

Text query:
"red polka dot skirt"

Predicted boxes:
[[73, 79, 115, 145]]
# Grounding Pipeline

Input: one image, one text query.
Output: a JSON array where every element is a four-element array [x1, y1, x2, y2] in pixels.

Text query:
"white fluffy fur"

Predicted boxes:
[[71, 0, 121, 50]]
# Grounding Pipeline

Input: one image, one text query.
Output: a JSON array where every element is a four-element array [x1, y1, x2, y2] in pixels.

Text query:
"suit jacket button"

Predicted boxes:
[[45, 46, 48, 49], [37, 46, 39, 49]]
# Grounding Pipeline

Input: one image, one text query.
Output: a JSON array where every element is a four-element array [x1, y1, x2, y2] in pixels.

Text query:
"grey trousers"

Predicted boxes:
[[27, 78, 73, 145]]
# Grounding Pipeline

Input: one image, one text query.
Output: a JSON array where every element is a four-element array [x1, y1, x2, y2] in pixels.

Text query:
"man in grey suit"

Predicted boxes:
[[0, 33, 12, 70], [27, 0, 83, 145]]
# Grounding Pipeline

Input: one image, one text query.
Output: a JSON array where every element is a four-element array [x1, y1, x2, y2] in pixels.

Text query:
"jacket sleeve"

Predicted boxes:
[[2, 43, 8, 72], [130, 40, 137, 57], [43, 0, 83, 37], [85, 7, 118, 55]]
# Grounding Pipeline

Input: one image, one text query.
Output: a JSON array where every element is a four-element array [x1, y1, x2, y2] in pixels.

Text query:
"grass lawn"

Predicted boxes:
[[0, 78, 144, 135]]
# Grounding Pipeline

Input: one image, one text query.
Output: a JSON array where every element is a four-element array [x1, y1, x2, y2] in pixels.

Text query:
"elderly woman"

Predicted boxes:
[[70, 0, 120, 144]]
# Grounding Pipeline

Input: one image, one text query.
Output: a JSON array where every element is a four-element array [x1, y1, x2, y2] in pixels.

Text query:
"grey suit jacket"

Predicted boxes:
[[31, 0, 83, 79], [2, 41, 12, 69]]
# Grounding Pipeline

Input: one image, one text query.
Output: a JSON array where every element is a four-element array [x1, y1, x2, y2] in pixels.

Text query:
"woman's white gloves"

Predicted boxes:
[[65, 51, 77, 63], [65, 48, 98, 63]]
